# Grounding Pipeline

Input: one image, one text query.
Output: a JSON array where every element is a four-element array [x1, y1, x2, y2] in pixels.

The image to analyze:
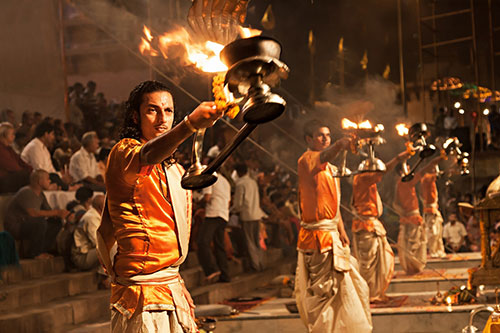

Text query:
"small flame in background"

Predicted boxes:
[[358, 120, 372, 129], [341, 118, 359, 129], [342, 119, 383, 132], [139, 25, 261, 73], [395, 123, 409, 137]]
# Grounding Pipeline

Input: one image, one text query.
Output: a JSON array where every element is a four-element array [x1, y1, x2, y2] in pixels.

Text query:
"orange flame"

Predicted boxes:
[[143, 25, 153, 42], [341, 118, 358, 129], [139, 25, 227, 73], [395, 123, 409, 137], [238, 26, 262, 38], [358, 120, 372, 129]]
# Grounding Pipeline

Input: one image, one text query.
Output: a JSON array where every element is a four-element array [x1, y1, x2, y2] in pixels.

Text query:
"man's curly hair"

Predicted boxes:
[[119, 80, 172, 140]]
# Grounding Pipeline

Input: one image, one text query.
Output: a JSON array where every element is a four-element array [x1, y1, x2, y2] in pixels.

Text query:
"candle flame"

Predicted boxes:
[[238, 26, 262, 38], [395, 123, 409, 137], [139, 25, 227, 73]]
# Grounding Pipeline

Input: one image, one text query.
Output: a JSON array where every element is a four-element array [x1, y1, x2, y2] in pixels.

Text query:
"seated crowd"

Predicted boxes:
[[0, 81, 301, 287]]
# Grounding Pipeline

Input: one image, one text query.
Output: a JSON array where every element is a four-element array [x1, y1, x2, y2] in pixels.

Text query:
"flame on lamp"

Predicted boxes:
[[358, 120, 372, 129], [342, 118, 358, 129], [238, 26, 262, 38], [139, 25, 227, 73], [395, 123, 409, 137]]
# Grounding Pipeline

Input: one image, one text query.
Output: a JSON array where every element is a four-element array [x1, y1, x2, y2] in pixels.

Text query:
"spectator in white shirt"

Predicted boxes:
[[21, 121, 57, 173], [69, 131, 105, 191], [232, 163, 266, 272], [196, 169, 232, 283], [443, 213, 468, 252], [21, 121, 73, 189], [71, 194, 105, 270]]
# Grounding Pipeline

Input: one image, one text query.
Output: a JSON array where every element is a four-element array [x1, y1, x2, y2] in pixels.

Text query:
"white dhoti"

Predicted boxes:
[[397, 223, 427, 274], [352, 219, 394, 301], [424, 212, 446, 258], [295, 220, 372, 333], [111, 267, 197, 333], [112, 307, 184, 333]]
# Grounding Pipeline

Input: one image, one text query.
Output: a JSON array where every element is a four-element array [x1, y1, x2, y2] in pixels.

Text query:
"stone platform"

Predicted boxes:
[[0, 248, 294, 332], [212, 252, 497, 333], [1, 251, 493, 332]]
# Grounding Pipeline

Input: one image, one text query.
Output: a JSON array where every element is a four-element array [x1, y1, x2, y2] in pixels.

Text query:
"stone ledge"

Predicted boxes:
[[191, 258, 295, 305], [0, 271, 98, 313], [1, 257, 65, 285], [0, 290, 109, 333]]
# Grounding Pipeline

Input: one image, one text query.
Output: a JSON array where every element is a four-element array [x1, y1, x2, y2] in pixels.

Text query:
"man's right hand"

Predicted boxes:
[[333, 137, 352, 151], [188, 101, 224, 130]]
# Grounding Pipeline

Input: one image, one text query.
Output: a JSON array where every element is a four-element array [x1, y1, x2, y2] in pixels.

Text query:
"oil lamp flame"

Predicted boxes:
[[358, 120, 372, 129], [341, 118, 358, 129], [238, 26, 262, 38], [139, 25, 227, 73], [396, 123, 409, 137]]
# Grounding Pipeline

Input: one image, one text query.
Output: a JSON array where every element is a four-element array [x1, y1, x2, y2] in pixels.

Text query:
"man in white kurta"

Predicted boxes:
[[295, 120, 372, 333]]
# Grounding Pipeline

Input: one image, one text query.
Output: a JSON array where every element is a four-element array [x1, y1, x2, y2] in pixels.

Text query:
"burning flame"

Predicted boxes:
[[139, 25, 227, 73], [238, 26, 262, 38], [342, 118, 383, 132], [341, 118, 358, 129], [395, 123, 409, 137], [139, 26, 158, 57], [143, 25, 153, 42], [358, 120, 372, 129]]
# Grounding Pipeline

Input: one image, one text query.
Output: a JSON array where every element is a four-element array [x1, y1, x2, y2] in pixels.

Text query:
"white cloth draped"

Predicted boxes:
[[295, 219, 372, 333], [424, 212, 446, 258], [352, 219, 394, 301], [397, 223, 427, 274]]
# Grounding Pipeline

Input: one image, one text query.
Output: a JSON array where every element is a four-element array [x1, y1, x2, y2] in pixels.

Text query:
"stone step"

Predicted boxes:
[[0, 257, 65, 285], [214, 297, 494, 333], [191, 258, 295, 305], [388, 267, 468, 293], [181, 257, 245, 290], [0, 271, 99, 313], [66, 320, 110, 333], [394, 252, 481, 271], [0, 290, 110, 333]]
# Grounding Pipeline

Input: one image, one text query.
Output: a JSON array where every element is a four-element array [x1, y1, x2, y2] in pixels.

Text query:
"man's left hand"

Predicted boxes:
[[339, 230, 350, 247]]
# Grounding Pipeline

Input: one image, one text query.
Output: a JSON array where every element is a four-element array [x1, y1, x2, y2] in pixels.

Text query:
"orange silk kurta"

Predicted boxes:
[[420, 173, 439, 214], [352, 173, 383, 233], [395, 177, 423, 225], [297, 150, 342, 252], [105, 138, 192, 318]]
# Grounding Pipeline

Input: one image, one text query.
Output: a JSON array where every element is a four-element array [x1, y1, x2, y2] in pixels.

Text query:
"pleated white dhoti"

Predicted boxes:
[[424, 211, 446, 258], [352, 219, 394, 301]]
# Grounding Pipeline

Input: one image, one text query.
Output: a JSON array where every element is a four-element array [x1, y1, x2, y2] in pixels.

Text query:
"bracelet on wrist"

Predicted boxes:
[[184, 115, 198, 133]]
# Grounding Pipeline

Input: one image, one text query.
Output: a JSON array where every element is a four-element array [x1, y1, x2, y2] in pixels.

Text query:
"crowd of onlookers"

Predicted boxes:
[[1, 82, 499, 285], [0, 81, 301, 286]]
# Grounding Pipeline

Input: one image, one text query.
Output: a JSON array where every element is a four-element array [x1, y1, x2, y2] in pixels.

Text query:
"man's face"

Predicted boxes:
[[449, 214, 457, 224], [43, 131, 55, 149], [87, 136, 99, 153], [139, 91, 174, 141], [306, 126, 331, 151], [39, 172, 52, 190]]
